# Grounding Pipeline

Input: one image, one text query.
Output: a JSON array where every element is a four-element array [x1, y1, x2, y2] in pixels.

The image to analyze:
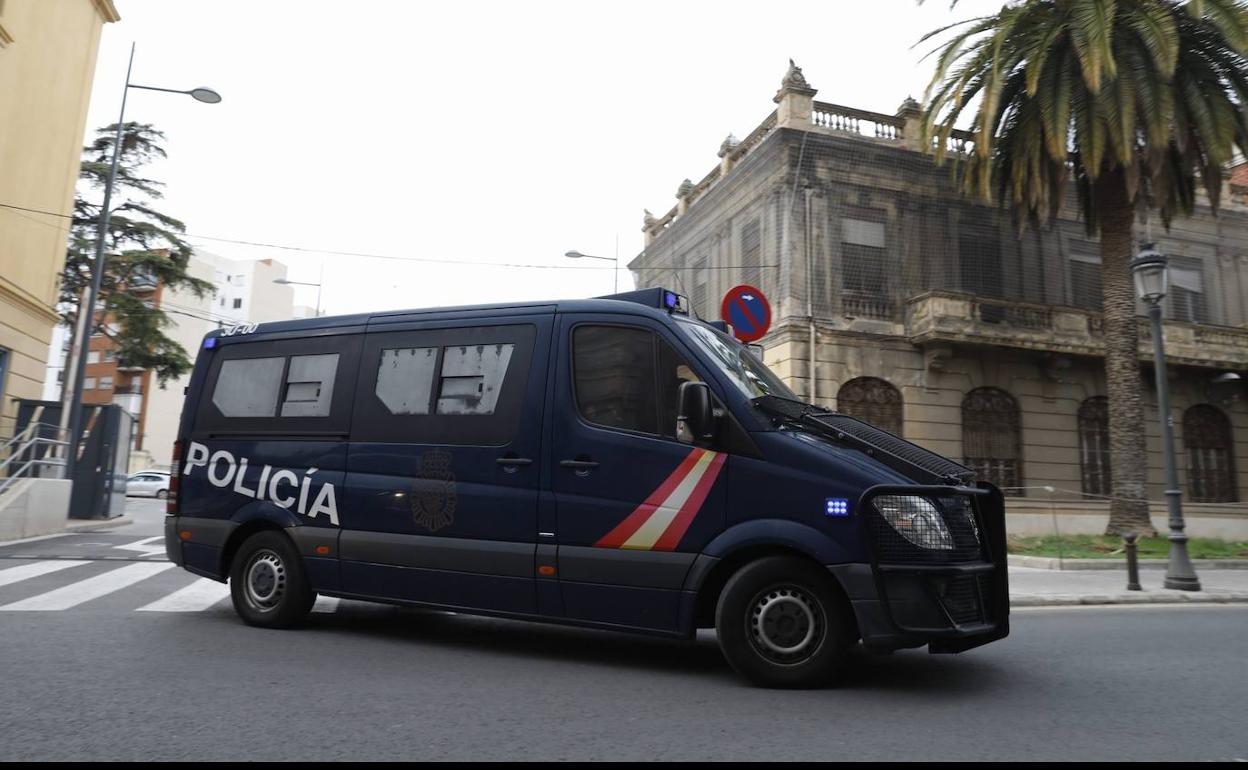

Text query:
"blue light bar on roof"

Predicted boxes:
[[597, 288, 689, 315]]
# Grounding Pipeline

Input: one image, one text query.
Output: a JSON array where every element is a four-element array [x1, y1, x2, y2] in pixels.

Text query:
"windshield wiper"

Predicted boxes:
[[751, 394, 829, 423]]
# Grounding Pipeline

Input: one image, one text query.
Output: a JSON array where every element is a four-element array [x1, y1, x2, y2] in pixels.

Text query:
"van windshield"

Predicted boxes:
[[677, 320, 797, 400]]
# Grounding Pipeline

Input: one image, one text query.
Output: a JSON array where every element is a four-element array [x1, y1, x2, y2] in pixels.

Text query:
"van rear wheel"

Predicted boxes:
[[229, 531, 314, 628], [715, 556, 851, 688]]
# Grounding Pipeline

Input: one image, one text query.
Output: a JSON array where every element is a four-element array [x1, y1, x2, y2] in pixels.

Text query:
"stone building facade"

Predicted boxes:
[[0, 0, 118, 438], [629, 63, 1248, 525]]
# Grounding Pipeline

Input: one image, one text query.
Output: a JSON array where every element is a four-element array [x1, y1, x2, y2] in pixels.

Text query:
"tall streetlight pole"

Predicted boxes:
[[1131, 244, 1201, 591], [273, 275, 323, 316], [63, 43, 221, 481], [565, 250, 618, 293]]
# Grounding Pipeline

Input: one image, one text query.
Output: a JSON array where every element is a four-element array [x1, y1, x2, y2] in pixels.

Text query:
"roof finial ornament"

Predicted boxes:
[[718, 133, 741, 157], [781, 58, 811, 91], [775, 59, 817, 102], [676, 179, 695, 199]]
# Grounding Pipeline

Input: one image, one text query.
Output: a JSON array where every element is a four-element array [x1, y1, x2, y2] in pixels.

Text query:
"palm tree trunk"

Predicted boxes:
[[1098, 170, 1157, 537]]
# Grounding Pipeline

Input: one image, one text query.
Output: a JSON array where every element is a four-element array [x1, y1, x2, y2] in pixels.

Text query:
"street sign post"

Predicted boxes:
[[720, 285, 771, 342]]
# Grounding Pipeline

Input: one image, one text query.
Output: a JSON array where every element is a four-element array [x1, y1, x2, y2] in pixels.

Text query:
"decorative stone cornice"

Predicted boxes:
[[0, 278, 62, 325], [92, 0, 122, 23]]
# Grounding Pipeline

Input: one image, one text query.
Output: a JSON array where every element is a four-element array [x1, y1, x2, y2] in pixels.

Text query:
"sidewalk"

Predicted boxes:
[[1009, 565, 1248, 606]]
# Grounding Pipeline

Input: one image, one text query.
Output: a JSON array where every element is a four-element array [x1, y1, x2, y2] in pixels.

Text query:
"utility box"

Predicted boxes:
[[14, 400, 133, 520]]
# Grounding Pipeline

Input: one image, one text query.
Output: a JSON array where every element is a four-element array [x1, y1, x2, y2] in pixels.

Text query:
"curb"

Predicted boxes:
[[1010, 592, 1248, 607], [1008, 555, 1248, 571], [64, 515, 132, 533]]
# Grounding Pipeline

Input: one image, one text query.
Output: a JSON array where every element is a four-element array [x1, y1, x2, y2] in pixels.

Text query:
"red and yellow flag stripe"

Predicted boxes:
[[595, 448, 726, 551]]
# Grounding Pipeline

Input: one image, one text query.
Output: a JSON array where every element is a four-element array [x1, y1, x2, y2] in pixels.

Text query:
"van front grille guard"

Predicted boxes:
[[856, 483, 1010, 651]]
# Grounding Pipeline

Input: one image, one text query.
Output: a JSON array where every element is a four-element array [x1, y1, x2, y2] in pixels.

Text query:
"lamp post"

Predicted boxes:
[[273, 278, 323, 316], [565, 250, 618, 293], [63, 43, 220, 482], [1130, 244, 1201, 591]]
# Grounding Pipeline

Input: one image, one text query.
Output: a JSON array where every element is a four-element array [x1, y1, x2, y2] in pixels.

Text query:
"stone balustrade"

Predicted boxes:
[[905, 290, 1248, 369], [811, 102, 903, 140]]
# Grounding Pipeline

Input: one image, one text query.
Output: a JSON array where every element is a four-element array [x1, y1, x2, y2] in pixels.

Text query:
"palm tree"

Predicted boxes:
[[920, 0, 1248, 535]]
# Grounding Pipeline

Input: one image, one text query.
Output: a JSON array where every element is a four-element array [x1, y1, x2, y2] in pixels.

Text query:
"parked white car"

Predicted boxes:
[[127, 471, 171, 499]]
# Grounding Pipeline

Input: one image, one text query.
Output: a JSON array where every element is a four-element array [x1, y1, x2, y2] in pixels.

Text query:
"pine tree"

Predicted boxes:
[[62, 122, 215, 385]]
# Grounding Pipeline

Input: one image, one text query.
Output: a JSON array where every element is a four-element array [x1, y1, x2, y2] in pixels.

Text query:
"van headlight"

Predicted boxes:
[[873, 495, 954, 550]]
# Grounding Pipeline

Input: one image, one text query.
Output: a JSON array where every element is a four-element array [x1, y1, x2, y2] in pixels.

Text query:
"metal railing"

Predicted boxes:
[[0, 422, 69, 498]]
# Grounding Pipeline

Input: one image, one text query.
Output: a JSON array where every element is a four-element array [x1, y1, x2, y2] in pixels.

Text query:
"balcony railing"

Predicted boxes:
[[811, 102, 903, 141], [842, 291, 897, 320], [905, 290, 1248, 369]]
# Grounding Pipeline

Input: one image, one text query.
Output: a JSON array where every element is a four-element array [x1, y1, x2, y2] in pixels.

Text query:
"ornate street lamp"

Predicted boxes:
[[1130, 243, 1201, 591]]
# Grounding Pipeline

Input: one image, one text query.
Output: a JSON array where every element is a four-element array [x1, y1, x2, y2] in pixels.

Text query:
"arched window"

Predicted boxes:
[[1078, 397, 1111, 497], [1184, 405, 1238, 503], [962, 387, 1022, 493], [837, 377, 903, 435]]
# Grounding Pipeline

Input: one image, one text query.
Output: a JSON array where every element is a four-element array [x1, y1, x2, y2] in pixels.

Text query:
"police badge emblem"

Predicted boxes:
[[411, 449, 456, 532]]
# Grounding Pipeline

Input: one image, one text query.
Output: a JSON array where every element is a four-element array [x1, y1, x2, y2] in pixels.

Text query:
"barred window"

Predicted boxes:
[[958, 214, 1004, 299], [1184, 405, 1237, 503], [841, 215, 892, 320], [1078, 397, 1111, 497], [962, 387, 1022, 493], [837, 377, 903, 436], [740, 219, 761, 289]]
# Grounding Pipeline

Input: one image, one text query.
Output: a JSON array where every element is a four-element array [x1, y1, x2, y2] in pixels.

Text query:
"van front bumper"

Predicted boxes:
[[829, 561, 1007, 653], [831, 482, 1010, 653]]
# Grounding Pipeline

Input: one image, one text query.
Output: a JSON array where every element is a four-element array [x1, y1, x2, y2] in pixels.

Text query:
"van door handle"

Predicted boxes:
[[497, 454, 532, 474], [559, 456, 596, 474]]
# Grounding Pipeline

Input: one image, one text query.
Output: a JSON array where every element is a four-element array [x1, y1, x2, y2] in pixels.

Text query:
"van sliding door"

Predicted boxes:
[[338, 314, 553, 615]]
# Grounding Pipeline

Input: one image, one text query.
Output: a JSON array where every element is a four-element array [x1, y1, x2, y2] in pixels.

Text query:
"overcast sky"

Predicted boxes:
[[84, 0, 1001, 316]]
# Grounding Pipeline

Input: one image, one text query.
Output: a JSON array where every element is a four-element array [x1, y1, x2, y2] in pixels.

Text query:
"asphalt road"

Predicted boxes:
[[0, 499, 1244, 761]]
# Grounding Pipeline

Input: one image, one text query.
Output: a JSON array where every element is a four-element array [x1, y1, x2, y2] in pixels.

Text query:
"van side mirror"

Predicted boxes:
[[677, 381, 716, 444]]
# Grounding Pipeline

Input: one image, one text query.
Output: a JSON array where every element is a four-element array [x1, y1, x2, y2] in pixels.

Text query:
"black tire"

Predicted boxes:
[[155, 489, 168, 500], [715, 556, 853, 688], [229, 530, 315, 628]]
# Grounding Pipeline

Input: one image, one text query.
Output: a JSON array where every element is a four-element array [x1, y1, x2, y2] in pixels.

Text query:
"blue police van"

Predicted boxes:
[[165, 288, 1008, 687]]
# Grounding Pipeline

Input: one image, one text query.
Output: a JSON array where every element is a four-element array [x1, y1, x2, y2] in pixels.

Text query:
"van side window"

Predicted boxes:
[[436, 343, 515, 415], [573, 326, 657, 434], [376, 347, 438, 415], [280, 354, 339, 417], [657, 338, 702, 440], [352, 323, 536, 446], [195, 335, 360, 438], [213, 357, 285, 417], [573, 325, 702, 439]]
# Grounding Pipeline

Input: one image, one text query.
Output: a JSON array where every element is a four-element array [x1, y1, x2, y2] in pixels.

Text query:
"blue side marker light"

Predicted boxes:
[[825, 498, 850, 517], [663, 291, 678, 309], [203, 337, 218, 349]]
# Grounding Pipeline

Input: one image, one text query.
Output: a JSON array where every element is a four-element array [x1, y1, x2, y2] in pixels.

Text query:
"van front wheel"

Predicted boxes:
[[229, 531, 314, 628], [715, 556, 851, 688]]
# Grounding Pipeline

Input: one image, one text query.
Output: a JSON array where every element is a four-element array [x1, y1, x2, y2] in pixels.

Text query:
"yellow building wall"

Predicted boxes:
[[0, 0, 118, 434]]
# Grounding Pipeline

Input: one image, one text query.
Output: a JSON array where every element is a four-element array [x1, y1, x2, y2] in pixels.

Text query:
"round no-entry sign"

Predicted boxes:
[[720, 284, 772, 342]]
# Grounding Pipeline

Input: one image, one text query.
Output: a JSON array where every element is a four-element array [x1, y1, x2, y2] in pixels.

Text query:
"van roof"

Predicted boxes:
[[205, 289, 706, 341]]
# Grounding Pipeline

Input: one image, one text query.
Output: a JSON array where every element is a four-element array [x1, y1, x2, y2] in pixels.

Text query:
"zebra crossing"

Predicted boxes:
[[0, 558, 343, 614]]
